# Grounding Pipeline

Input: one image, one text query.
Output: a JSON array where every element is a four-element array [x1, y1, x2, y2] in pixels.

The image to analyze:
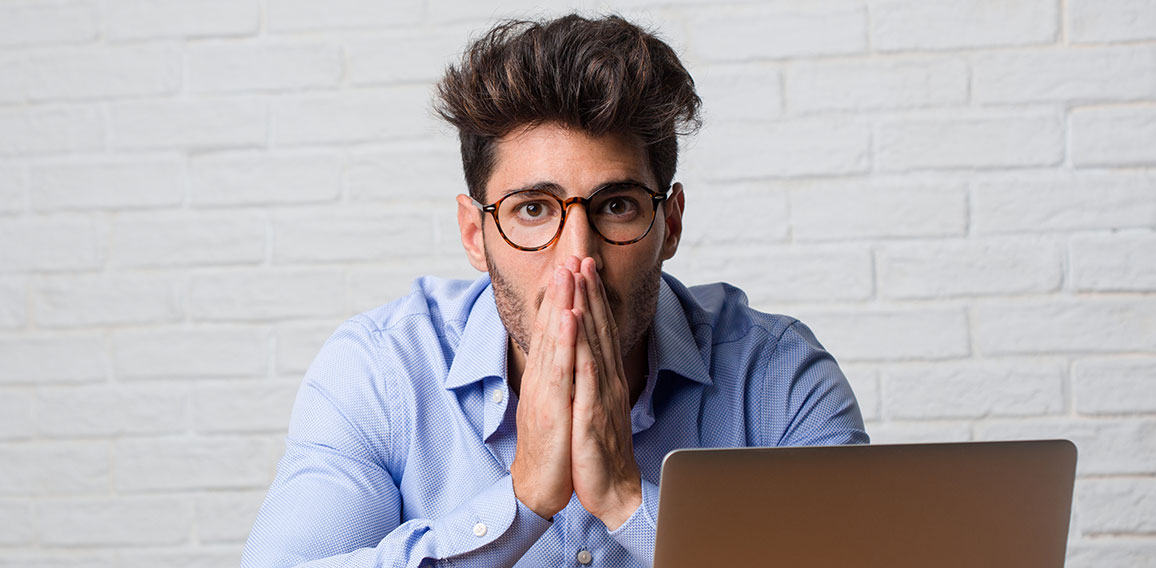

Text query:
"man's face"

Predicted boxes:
[[457, 122, 684, 358]]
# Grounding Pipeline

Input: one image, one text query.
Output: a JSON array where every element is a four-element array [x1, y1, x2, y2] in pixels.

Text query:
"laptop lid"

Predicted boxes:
[[654, 440, 1077, 568]]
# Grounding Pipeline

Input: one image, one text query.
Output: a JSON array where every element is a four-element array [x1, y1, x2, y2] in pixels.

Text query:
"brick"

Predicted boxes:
[[111, 98, 266, 151], [1068, 541, 1156, 568], [266, 0, 422, 31], [424, 0, 585, 22], [116, 436, 280, 491], [791, 181, 967, 241], [1078, 478, 1156, 534], [194, 380, 297, 433], [973, 298, 1156, 355], [0, 56, 25, 104], [788, 308, 969, 361], [1074, 357, 1156, 415], [0, 1, 97, 47], [38, 496, 193, 546], [883, 359, 1065, 419], [787, 56, 966, 112], [348, 28, 470, 85], [696, 118, 870, 179], [973, 172, 1156, 234], [863, 421, 972, 444], [976, 419, 1156, 475], [1071, 105, 1156, 167], [0, 500, 34, 544], [871, 0, 1058, 51], [271, 88, 436, 146], [692, 245, 873, 304], [0, 215, 102, 273], [678, 182, 788, 246], [118, 548, 244, 568], [1072, 232, 1156, 292], [877, 114, 1064, 171], [271, 206, 435, 264], [25, 46, 180, 102], [33, 274, 180, 328], [877, 238, 1063, 298], [36, 384, 187, 438], [675, 63, 783, 120], [196, 490, 265, 542], [109, 210, 265, 268], [0, 552, 116, 568], [29, 159, 184, 211], [689, 3, 866, 61], [112, 326, 268, 380], [840, 364, 880, 422], [104, 0, 259, 40], [974, 47, 1156, 104], [0, 334, 107, 385], [0, 442, 109, 496], [346, 144, 466, 203], [187, 269, 346, 322], [190, 151, 341, 206], [0, 390, 34, 440], [0, 277, 25, 328], [0, 106, 103, 156], [0, 162, 24, 213], [345, 262, 478, 315], [276, 322, 336, 375], [188, 43, 341, 93], [1070, 0, 1156, 43]]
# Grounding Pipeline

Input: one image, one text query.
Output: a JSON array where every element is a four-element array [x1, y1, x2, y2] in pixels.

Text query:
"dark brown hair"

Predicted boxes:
[[435, 14, 702, 203]]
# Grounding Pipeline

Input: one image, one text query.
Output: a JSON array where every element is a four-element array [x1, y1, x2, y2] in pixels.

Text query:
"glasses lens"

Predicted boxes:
[[589, 185, 656, 243], [496, 190, 563, 249]]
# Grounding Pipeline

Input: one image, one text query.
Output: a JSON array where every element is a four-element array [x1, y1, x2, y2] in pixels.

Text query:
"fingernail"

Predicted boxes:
[[554, 267, 567, 285]]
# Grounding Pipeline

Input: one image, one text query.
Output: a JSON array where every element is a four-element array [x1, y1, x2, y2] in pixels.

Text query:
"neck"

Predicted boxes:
[[507, 332, 649, 407]]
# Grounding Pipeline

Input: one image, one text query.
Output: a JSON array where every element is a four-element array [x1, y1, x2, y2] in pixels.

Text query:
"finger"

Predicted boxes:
[[572, 311, 597, 408], [555, 308, 578, 396], [581, 258, 624, 384], [564, 255, 581, 274], [530, 268, 567, 392]]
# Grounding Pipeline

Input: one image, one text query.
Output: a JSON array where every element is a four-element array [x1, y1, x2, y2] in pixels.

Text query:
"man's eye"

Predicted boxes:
[[601, 197, 638, 217]]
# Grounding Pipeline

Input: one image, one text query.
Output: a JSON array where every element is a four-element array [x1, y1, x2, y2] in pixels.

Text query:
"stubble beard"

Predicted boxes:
[[486, 247, 663, 361]]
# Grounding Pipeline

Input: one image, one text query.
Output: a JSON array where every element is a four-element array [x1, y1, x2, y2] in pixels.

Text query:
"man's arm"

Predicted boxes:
[[241, 325, 551, 568]]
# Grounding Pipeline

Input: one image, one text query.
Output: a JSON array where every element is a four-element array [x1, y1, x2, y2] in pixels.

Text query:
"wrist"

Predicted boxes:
[[598, 477, 643, 531]]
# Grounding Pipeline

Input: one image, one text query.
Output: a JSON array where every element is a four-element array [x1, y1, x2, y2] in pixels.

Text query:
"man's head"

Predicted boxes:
[[436, 14, 701, 360]]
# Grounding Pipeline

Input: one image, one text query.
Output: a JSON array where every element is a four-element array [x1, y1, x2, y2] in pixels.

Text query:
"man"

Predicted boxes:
[[242, 14, 867, 568]]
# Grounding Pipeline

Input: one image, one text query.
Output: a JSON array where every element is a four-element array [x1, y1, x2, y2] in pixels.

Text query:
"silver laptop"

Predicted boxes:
[[654, 440, 1077, 568]]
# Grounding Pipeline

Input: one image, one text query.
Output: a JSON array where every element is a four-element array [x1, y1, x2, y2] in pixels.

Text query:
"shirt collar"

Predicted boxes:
[[443, 277, 509, 390]]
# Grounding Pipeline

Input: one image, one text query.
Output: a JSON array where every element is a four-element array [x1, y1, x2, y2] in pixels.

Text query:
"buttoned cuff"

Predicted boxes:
[[433, 474, 552, 566], [607, 477, 659, 567]]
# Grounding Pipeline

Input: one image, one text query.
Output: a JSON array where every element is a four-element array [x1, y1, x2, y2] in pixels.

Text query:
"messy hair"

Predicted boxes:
[[435, 14, 702, 203]]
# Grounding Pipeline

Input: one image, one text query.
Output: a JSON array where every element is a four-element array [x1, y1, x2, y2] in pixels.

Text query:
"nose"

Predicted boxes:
[[556, 201, 602, 268]]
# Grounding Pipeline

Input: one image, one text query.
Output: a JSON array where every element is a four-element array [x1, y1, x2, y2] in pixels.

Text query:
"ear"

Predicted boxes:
[[660, 182, 685, 261], [456, 194, 489, 272]]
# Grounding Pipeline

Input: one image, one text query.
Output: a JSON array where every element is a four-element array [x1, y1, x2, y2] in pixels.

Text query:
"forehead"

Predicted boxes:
[[485, 123, 653, 202]]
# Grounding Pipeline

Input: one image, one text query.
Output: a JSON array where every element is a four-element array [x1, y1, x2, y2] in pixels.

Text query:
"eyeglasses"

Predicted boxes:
[[472, 182, 669, 251]]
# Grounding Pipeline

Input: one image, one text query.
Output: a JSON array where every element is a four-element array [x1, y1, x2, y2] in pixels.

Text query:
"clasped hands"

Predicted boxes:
[[510, 256, 643, 531]]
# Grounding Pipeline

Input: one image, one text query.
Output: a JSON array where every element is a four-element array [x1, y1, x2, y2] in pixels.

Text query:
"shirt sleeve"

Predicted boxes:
[[767, 320, 870, 447], [240, 323, 552, 568], [606, 476, 661, 567]]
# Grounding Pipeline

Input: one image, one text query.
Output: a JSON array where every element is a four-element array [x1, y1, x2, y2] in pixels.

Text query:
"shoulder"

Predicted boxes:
[[664, 274, 803, 352]]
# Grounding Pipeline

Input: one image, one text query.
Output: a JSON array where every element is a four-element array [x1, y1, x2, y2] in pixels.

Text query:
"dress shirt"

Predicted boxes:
[[241, 272, 869, 568]]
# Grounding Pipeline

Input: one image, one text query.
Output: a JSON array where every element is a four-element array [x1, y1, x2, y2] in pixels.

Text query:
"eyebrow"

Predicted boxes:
[[498, 178, 651, 199]]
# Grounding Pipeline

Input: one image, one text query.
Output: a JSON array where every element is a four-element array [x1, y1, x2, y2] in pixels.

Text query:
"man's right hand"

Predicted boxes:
[[510, 267, 577, 519]]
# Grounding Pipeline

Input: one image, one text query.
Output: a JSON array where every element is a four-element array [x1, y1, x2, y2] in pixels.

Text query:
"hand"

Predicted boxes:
[[509, 267, 577, 519], [568, 257, 643, 530]]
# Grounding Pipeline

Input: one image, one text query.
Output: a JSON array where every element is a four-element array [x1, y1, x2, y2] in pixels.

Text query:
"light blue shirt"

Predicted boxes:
[[242, 273, 868, 567]]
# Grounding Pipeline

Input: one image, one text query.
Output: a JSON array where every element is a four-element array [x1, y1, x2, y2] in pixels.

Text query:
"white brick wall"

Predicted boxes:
[[0, 1, 1153, 565]]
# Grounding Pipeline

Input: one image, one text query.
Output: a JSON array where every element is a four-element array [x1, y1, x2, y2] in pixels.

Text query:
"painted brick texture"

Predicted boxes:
[[0, 1, 1153, 565]]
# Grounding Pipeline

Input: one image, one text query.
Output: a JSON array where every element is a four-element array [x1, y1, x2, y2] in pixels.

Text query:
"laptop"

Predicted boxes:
[[653, 440, 1077, 568]]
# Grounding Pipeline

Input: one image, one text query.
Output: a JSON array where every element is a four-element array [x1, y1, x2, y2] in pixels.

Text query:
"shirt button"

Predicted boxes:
[[472, 522, 487, 537], [576, 549, 592, 565], [491, 389, 503, 403]]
